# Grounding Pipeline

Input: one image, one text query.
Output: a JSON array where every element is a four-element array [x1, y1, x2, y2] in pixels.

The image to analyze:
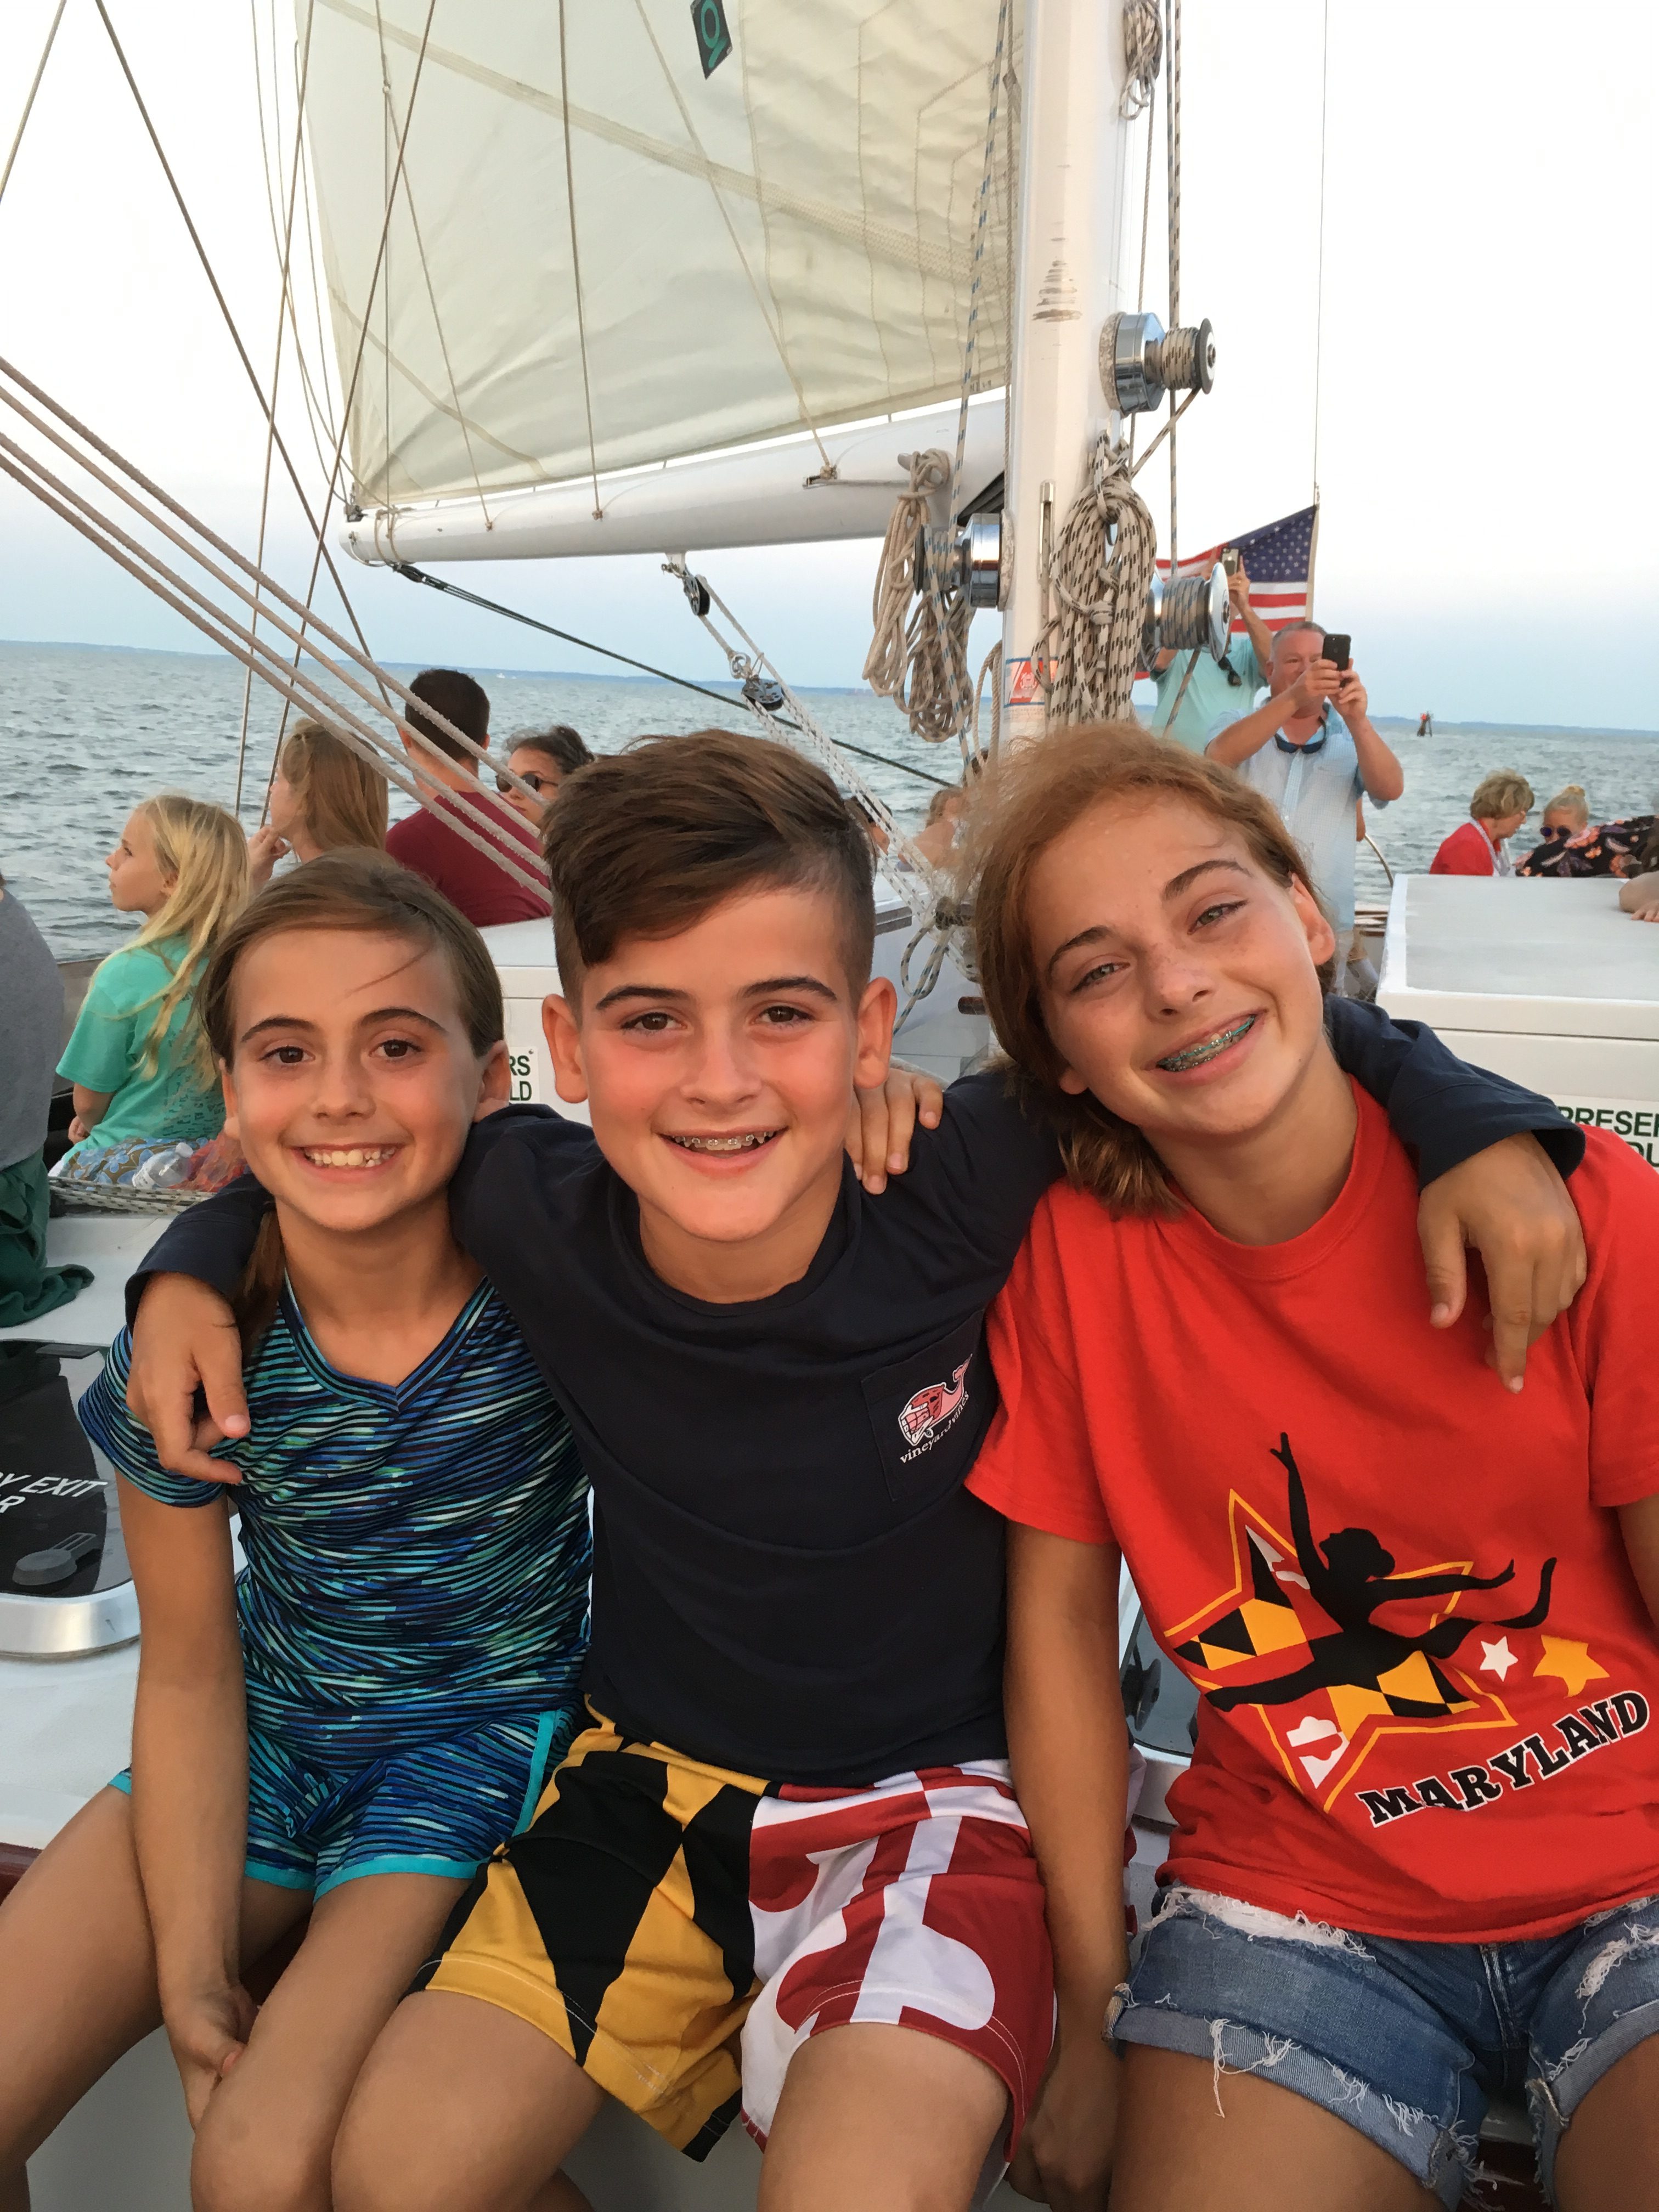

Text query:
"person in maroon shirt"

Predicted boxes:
[[386, 669, 552, 927]]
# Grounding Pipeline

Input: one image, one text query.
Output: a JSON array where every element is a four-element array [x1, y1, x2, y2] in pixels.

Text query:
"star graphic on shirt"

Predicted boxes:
[[1479, 1636, 1517, 1681], [1533, 1637, 1609, 1698]]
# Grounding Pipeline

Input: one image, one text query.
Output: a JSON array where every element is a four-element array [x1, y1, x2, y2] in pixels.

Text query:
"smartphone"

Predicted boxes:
[[1221, 546, 1242, 575], [1322, 632, 1351, 672]]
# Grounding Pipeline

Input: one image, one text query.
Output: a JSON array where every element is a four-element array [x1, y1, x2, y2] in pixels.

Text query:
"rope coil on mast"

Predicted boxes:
[[1119, 0, 1164, 120], [1035, 440, 1159, 727]]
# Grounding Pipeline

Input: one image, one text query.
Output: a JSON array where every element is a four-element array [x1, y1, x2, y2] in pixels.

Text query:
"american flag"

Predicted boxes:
[[1155, 503, 1319, 636]]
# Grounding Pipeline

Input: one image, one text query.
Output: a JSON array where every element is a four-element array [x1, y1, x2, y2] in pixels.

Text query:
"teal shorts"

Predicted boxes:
[[112, 1705, 580, 1898]]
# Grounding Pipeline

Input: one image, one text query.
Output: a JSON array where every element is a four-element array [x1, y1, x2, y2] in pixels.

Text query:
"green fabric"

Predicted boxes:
[[57, 938, 223, 1165], [0, 1152, 92, 1328]]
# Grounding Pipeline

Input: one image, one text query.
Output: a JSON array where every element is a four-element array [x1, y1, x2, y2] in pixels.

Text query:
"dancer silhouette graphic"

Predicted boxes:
[[1206, 1435, 1555, 1715]]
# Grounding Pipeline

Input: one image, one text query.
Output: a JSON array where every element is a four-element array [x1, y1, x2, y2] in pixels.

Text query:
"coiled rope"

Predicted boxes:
[[1120, 0, 1164, 119], [1036, 439, 1158, 727]]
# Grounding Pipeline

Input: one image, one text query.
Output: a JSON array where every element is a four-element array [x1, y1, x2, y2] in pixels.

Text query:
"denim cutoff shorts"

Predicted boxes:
[[1112, 1882, 1659, 2206]]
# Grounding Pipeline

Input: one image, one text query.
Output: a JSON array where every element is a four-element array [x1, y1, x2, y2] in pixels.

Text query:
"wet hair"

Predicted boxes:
[[278, 721, 388, 853], [544, 729, 875, 1003], [116, 793, 250, 1080], [1469, 769, 1534, 822], [968, 723, 1333, 1217], [1542, 783, 1589, 828], [199, 850, 503, 1349], [509, 725, 592, 780], [405, 668, 490, 765]]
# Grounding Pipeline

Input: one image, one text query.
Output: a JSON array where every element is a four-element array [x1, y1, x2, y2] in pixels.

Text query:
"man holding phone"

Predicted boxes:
[[1205, 623, 1404, 987]]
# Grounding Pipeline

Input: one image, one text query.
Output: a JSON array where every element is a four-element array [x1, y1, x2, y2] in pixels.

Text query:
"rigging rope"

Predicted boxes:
[[236, 0, 319, 815], [665, 561, 973, 1037], [387, 562, 952, 792], [0, 0, 68, 210], [89, 0, 382, 698], [260, 0, 438, 797], [1165, 0, 1182, 577], [862, 7, 1009, 750], [557, 0, 602, 521], [1035, 437, 1158, 727], [0, 357, 551, 902]]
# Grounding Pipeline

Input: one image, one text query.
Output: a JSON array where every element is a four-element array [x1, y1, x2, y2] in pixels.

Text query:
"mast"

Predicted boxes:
[[1000, 0, 1137, 746]]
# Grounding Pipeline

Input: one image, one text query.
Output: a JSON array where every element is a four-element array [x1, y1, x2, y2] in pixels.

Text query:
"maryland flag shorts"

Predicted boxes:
[[414, 1711, 1054, 2158]]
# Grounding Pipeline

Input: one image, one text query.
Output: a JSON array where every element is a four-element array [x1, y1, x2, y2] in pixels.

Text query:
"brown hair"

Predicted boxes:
[[405, 667, 490, 765], [968, 723, 1332, 1217], [510, 725, 592, 779], [279, 722, 389, 853], [199, 850, 504, 1345], [544, 729, 875, 1000]]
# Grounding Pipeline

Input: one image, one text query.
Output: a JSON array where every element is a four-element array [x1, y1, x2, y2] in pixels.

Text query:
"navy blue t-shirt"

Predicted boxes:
[[129, 1001, 1581, 1786]]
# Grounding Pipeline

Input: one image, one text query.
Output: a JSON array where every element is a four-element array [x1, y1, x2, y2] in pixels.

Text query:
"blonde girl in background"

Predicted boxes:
[[1539, 783, 1592, 844], [248, 722, 389, 890], [57, 795, 247, 1168]]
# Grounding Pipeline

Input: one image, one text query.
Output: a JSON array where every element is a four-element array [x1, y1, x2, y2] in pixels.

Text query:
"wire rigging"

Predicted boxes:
[[89, 0, 381, 692], [0, 0, 69, 210]]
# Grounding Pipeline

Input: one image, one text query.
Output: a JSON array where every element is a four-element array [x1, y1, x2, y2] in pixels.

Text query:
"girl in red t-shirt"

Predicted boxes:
[[963, 726, 1659, 2212]]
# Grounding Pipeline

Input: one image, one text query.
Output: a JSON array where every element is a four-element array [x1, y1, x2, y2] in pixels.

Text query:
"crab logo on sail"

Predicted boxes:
[[898, 1361, 972, 1458]]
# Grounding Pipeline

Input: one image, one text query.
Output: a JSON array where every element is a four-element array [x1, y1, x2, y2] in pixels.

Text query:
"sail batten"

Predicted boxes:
[[298, 0, 1018, 511]]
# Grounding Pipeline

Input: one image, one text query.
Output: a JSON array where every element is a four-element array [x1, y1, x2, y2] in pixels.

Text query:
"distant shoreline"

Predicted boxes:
[[4, 636, 1655, 736]]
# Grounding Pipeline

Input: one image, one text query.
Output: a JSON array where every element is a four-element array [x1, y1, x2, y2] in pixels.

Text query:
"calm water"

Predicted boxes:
[[3, 638, 1658, 960]]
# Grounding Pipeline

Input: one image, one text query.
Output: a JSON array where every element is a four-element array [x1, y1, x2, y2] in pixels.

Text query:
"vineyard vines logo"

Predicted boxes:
[[898, 1359, 972, 1462]]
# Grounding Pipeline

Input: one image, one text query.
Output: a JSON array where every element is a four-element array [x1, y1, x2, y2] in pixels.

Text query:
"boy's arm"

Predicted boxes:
[[120, 1105, 570, 1480], [1618, 1498, 1659, 1632], [1005, 1524, 1126, 2212], [118, 1475, 255, 2126]]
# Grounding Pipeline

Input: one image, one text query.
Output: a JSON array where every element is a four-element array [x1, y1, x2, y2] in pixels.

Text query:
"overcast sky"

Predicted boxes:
[[1, 0, 1654, 727]]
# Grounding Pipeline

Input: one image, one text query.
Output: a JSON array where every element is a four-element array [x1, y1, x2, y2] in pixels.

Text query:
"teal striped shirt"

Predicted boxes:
[[80, 1282, 589, 1764]]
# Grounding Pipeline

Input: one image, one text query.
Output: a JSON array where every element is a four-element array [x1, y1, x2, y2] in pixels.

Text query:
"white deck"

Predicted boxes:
[[1379, 874, 1659, 1163]]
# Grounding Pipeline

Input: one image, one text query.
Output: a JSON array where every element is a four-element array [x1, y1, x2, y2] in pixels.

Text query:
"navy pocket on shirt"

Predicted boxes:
[[861, 1315, 991, 1504]]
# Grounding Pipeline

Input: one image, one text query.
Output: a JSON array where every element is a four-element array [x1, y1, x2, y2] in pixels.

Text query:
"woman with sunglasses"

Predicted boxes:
[[496, 726, 593, 824]]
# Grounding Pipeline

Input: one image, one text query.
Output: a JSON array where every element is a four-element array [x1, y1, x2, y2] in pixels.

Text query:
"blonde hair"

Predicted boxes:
[[968, 723, 1331, 1217], [280, 722, 388, 854], [1469, 770, 1533, 822], [1543, 783, 1590, 828], [115, 794, 250, 1077]]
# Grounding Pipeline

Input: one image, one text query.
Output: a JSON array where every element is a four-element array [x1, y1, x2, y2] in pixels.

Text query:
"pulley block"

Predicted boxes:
[[1101, 311, 1216, 415]]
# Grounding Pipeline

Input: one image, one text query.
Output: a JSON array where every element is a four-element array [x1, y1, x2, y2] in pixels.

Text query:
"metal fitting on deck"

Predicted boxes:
[[1142, 563, 1230, 664]]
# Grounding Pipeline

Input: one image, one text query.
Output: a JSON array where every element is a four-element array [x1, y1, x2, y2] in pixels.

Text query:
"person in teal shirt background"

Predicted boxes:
[[57, 794, 247, 1168], [1148, 557, 1277, 752]]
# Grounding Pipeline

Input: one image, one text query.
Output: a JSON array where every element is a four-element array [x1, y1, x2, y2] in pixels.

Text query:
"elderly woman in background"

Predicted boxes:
[[495, 725, 592, 825], [1429, 769, 1533, 878], [247, 721, 390, 889]]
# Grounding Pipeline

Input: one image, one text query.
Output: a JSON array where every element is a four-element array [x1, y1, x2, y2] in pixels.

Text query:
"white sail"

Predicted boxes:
[[300, 0, 1018, 518]]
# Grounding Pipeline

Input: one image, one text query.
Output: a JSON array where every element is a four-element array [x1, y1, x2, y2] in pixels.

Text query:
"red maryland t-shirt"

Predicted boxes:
[[386, 785, 551, 928], [969, 1086, 1659, 1943]]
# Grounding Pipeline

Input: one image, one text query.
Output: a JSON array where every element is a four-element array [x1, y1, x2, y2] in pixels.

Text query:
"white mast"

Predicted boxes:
[[1000, 0, 1137, 746]]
